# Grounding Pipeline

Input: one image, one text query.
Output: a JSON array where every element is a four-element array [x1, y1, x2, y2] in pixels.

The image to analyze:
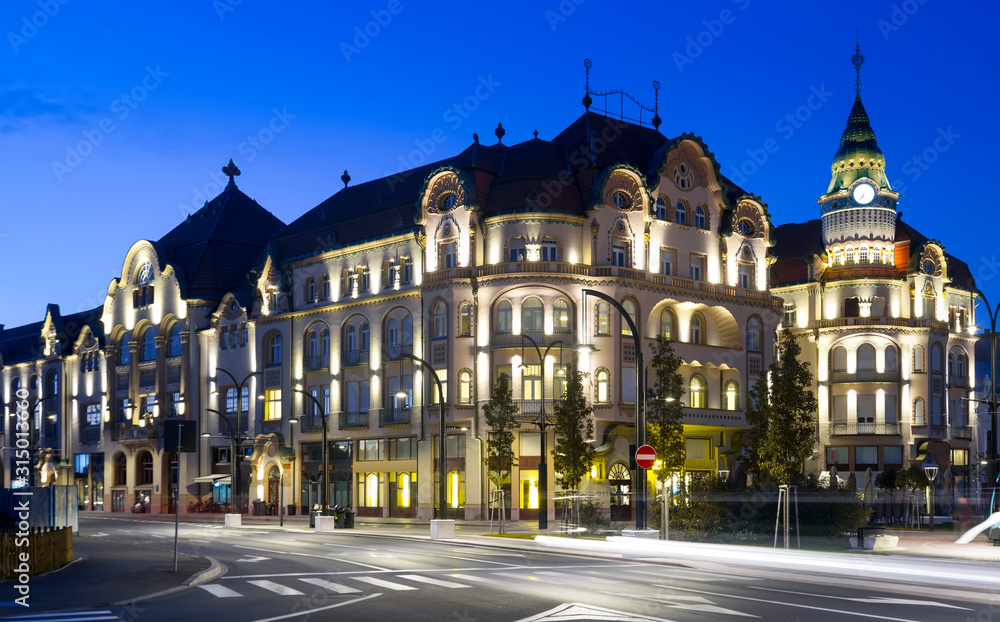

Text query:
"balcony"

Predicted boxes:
[[513, 399, 558, 421], [829, 369, 901, 384], [949, 425, 974, 440], [81, 426, 101, 445], [299, 412, 325, 432], [381, 343, 414, 363], [303, 354, 328, 372], [338, 411, 370, 429], [829, 421, 903, 436], [340, 350, 368, 368], [947, 377, 972, 390], [111, 423, 157, 441], [490, 331, 576, 351], [380, 407, 412, 426]]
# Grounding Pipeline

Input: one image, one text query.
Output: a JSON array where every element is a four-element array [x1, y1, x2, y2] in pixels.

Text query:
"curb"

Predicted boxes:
[[183, 557, 225, 587]]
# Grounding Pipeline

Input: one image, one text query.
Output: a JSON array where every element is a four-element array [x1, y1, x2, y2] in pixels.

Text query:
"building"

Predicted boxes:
[[4, 86, 782, 522], [771, 47, 978, 502]]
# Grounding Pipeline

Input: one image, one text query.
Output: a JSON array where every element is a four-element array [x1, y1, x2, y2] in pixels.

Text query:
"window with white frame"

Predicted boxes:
[[690, 255, 705, 281], [540, 239, 558, 262], [660, 248, 674, 276], [509, 239, 526, 262]]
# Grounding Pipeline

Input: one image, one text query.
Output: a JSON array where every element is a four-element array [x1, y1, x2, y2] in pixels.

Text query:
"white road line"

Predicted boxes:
[[655, 585, 927, 622], [321, 543, 376, 550], [448, 573, 505, 584], [190, 539, 211, 543], [232, 545, 390, 571], [248, 593, 380, 622], [621, 567, 737, 583], [491, 571, 544, 582], [199, 584, 244, 598], [298, 578, 362, 594], [350, 576, 418, 591], [149, 534, 167, 538], [0, 613, 120, 621], [534, 570, 626, 585], [396, 574, 471, 589], [412, 551, 520, 566], [751, 586, 971, 610], [247, 580, 305, 596]]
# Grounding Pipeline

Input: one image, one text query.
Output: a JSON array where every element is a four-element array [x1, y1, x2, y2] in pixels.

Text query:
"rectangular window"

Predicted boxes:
[[509, 241, 526, 262], [554, 365, 567, 400], [388, 437, 415, 460], [857, 394, 875, 424], [306, 277, 316, 302], [360, 268, 370, 292], [519, 432, 540, 456], [738, 264, 752, 288], [951, 448, 969, 466], [434, 369, 448, 405], [684, 438, 711, 460], [402, 258, 413, 283], [827, 446, 848, 467], [884, 394, 897, 424], [443, 243, 457, 268], [521, 364, 542, 403], [784, 304, 796, 327], [832, 395, 847, 424], [225, 388, 238, 414], [855, 446, 878, 467], [358, 439, 385, 461], [541, 240, 558, 262], [621, 367, 636, 404], [360, 380, 370, 412], [321, 275, 330, 300], [495, 364, 512, 387], [264, 389, 282, 421], [85, 404, 101, 427], [690, 255, 705, 281], [612, 242, 627, 267], [884, 446, 903, 466], [346, 381, 358, 413], [659, 248, 674, 276]]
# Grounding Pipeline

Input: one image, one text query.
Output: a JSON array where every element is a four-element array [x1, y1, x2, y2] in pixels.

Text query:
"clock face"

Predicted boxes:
[[852, 183, 876, 205], [923, 259, 934, 275]]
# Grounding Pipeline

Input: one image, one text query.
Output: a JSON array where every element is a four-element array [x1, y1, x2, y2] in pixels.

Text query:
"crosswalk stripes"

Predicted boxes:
[[247, 580, 305, 596], [395, 574, 470, 589], [0, 610, 120, 621], [349, 576, 419, 591], [198, 584, 243, 598], [298, 578, 361, 594]]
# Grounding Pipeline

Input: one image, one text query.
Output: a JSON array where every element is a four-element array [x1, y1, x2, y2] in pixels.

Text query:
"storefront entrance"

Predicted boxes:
[[609, 463, 632, 522]]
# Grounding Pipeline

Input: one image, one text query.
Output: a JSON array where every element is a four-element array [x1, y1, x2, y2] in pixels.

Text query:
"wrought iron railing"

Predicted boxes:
[[829, 369, 901, 383], [829, 421, 903, 436], [338, 411, 370, 429]]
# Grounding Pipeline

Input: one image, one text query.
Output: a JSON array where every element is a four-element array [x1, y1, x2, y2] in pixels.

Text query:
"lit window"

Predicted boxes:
[[689, 375, 705, 408], [265, 389, 282, 421], [458, 370, 472, 404], [553, 299, 570, 332], [724, 380, 738, 410], [621, 299, 636, 336], [596, 369, 609, 403], [660, 309, 674, 340], [596, 302, 609, 336], [433, 302, 448, 338], [459, 303, 472, 336]]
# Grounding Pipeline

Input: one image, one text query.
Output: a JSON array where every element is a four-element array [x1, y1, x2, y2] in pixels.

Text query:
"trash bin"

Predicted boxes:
[[344, 508, 355, 528], [309, 508, 319, 528], [333, 505, 346, 528], [287, 505, 296, 516], [252, 499, 265, 516]]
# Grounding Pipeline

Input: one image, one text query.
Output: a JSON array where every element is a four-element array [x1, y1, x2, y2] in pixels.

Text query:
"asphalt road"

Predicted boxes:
[[1, 516, 995, 622]]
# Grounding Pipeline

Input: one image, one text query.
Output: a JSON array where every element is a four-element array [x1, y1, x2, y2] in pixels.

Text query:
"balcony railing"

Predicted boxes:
[[829, 421, 903, 436], [338, 410, 370, 429], [380, 407, 412, 426], [949, 425, 974, 440], [829, 369, 901, 384], [947, 377, 972, 390], [513, 399, 558, 420], [340, 350, 368, 368], [81, 426, 101, 445], [490, 331, 576, 351], [381, 343, 414, 362], [303, 354, 328, 372], [111, 423, 157, 441], [299, 412, 325, 432]]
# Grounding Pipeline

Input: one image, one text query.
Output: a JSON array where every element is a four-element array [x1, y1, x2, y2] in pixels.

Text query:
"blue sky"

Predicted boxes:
[[1, 0, 997, 329]]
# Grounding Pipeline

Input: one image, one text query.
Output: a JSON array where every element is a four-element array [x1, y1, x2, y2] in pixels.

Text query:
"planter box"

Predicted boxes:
[[849, 534, 898, 550]]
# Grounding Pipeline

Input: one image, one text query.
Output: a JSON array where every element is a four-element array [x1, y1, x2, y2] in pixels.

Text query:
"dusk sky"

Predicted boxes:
[[2, 1, 996, 330]]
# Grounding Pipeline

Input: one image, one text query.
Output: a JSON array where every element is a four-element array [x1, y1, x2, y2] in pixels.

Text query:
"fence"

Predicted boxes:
[[0, 526, 73, 579]]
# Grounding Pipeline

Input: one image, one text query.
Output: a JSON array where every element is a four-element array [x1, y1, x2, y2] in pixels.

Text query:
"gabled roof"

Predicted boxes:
[[157, 181, 285, 299], [0, 305, 103, 366]]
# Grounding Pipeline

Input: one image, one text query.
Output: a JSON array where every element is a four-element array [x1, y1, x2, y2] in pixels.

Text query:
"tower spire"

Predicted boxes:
[[851, 29, 865, 97]]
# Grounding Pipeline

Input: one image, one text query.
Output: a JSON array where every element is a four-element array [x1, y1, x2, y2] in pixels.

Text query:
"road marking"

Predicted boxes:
[[236, 555, 271, 563], [248, 593, 380, 622], [751, 586, 972, 610], [199, 584, 244, 598], [321, 543, 376, 551], [350, 576, 418, 591], [535, 570, 627, 585], [247, 580, 305, 596], [233, 545, 390, 571], [90, 532, 109, 538], [190, 539, 211, 544], [412, 551, 520, 566], [516, 602, 672, 622], [656, 585, 929, 622], [298, 578, 361, 594], [448, 573, 505, 584], [0, 612, 121, 622], [396, 574, 470, 589], [492, 571, 542, 582], [149, 534, 167, 538]]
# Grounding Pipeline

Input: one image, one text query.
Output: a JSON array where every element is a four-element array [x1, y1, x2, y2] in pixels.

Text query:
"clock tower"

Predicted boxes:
[[819, 42, 899, 268]]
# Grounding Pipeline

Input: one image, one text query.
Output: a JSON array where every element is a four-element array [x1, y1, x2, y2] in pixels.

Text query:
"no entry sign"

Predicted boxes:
[[635, 444, 656, 470]]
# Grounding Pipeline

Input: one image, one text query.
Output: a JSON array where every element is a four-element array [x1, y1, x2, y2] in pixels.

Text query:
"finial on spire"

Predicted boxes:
[[652, 80, 662, 130], [341, 170, 351, 188], [582, 58, 593, 110], [533, 129, 539, 139], [851, 29, 865, 97], [495, 122, 505, 145], [222, 159, 241, 186]]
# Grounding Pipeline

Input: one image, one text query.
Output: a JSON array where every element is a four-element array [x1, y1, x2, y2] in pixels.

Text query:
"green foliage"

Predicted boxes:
[[577, 497, 610, 533], [553, 360, 596, 490], [895, 465, 927, 491], [875, 468, 898, 491], [483, 373, 519, 487], [647, 335, 686, 483], [744, 330, 818, 485]]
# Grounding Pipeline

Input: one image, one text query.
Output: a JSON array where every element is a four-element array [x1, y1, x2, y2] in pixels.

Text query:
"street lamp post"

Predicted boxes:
[[202, 408, 238, 513], [292, 384, 329, 511], [973, 288, 1000, 517], [211, 368, 261, 514], [583, 289, 646, 530], [923, 453, 939, 532], [519, 334, 564, 531], [397, 352, 447, 520]]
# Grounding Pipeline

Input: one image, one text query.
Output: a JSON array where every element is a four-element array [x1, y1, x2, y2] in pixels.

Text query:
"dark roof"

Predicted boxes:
[[157, 182, 285, 300], [0, 320, 44, 366]]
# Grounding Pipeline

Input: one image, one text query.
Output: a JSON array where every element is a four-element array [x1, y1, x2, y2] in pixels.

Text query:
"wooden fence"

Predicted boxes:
[[1, 527, 73, 579]]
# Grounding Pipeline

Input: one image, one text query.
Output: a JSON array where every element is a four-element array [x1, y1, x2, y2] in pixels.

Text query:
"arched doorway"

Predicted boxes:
[[609, 463, 632, 522], [267, 464, 280, 514]]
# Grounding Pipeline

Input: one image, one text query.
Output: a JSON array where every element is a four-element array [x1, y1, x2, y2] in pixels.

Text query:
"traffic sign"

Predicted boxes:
[[635, 444, 656, 470]]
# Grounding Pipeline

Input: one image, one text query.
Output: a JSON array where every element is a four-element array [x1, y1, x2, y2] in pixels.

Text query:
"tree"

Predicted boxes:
[[553, 360, 596, 490], [744, 330, 818, 485], [484, 373, 519, 490], [647, 335, 686, 484]]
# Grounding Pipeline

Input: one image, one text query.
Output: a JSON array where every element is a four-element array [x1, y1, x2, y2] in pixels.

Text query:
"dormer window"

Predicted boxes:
[[134, 261, 155, 308], [655, 197, 667, 220], [440, 193, 457, 211], [611, 191, 631, 210]]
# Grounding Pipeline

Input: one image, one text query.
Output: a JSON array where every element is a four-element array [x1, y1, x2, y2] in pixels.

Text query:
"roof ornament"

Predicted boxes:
[[341, 170, 351, 188], [222, 159, 241, 187], [851, 29, 865, 97], [473, 133, 479, 144], [495, 122, 505, 145], [582, 58, 662, 130], [652, 81, 661, 130], [583, 58, 593, 110], [533, 129, 539, 139]]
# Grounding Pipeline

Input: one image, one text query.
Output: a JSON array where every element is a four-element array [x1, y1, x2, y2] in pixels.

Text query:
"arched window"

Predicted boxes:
[[689, 375, 706, 408], [931, 343, 943, 373], [346, 325, 357, 353], [746, 317, 761, 352], [947, 352, 955, 377], [857, 344, 876, 370], [553, 299, 570, 332], [308, 330, 319, 356], [267, 334, 282, 365], [675, 202, 686, 225], [689, 314, 703, 344], [387, 318, 399, 347], [596, 302, 609, 336], [913, 345, 924, 372], [167, 324, 182, 357], [913, 397, 926, 425], [595, 369, 610, 403], [459, 302, 472, 336], [360, 324, 369, 352], [957, 352, 967, 380], [458, 369, 472, 404], [660, 308, 675, 340], [114, 453, 127, 486], [724, 380, 738, 410], [433, 301, 448, 338], [522, 297, 543, 333], [118, 338, 131, 365], [402, 315, 413, 345], [322, 329, 331, 356], [46, 370, 59, 397], [140, 329, 156, 362], [497, 300, 512, 333], [884, 345, 897, 371], [137, 452, 153, 486], [655, 197, 666, 220], [621, 299, 637, 336], [695, 205, 706, 229]]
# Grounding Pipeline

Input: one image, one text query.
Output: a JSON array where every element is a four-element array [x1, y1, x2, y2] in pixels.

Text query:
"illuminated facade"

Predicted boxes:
[[771, 49, 978, 498]]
